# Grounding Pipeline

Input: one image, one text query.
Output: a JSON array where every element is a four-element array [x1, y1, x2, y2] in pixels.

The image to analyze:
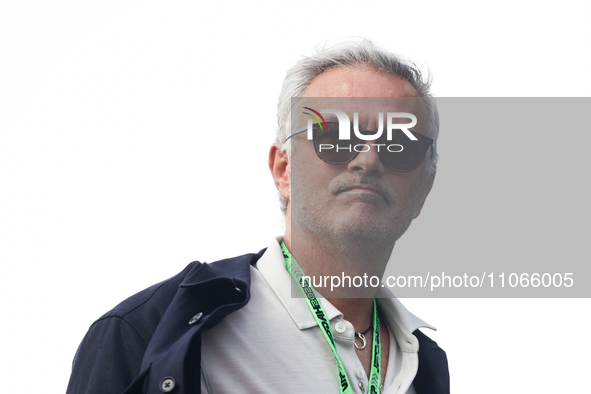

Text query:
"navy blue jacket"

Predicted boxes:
[[67, 250, 450, 393]]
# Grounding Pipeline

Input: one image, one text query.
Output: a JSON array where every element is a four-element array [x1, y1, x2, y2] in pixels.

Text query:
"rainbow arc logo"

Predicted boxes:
[[302, 107, 328, 131]]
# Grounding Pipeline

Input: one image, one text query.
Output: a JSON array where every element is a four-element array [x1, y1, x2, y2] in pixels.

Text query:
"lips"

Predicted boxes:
[[331, 177, 393, 205], [340, 184, 389, 203], [342, 185, 381, 195]]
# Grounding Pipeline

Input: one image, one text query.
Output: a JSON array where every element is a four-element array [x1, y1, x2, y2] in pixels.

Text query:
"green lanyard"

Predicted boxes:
[[280, 241, 381, 394]]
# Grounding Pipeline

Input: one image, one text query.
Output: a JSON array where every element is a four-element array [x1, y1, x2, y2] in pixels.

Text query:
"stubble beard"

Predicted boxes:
[[290, 175, 427, 273]]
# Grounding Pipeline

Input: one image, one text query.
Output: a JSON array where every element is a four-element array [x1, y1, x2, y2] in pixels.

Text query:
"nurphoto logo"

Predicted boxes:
[[302, 107, 418, 154]]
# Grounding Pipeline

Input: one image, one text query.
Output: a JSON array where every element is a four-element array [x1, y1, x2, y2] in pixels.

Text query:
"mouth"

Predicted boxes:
[[342, 185, 380, 194], [340, 185, 387, 202], [331, 177, 393, 205]]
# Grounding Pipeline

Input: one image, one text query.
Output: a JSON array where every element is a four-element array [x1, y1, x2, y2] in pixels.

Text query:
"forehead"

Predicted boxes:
[[303, 66, 420, 98], [297, 66, 428, 133]]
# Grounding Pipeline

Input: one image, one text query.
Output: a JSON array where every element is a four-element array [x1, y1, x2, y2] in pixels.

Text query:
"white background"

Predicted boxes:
[[1, 1, 590, 392]]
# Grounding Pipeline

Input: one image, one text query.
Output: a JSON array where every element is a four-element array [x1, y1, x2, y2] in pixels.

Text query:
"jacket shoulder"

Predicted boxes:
[[66, 261, 202, 394], [413, 329, 450, 394], [68, 250, 266, 394], [98, 261, 201, 343]]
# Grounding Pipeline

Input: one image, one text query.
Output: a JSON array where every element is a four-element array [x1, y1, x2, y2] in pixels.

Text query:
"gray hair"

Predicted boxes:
[[275, 39, 439, 212]]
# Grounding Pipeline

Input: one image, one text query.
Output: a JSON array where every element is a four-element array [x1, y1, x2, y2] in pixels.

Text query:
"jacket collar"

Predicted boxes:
[[180, 249, 266, 289]]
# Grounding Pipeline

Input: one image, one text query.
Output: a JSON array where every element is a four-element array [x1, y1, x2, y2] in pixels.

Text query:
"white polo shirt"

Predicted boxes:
[[200, 238, 435, 394]]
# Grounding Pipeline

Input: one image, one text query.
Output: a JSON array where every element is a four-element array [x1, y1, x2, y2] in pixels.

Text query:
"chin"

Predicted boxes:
[[338, 211, 414, 246], [335, 219, 393, 245]]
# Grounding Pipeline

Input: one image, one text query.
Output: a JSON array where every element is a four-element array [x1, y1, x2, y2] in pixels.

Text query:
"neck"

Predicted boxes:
[[283, 221, 393, 324]]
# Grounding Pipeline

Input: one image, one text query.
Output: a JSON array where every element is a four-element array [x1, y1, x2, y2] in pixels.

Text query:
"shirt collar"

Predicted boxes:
[[256, 237, 436, 336]]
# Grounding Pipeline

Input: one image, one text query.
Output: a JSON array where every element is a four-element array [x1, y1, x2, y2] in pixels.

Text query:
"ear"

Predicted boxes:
[[414, 170, 436, 219], [269, 142, 291, 203]]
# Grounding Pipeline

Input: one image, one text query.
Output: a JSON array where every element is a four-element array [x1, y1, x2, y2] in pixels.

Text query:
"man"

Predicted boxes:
[[67, 39, 449, 394]]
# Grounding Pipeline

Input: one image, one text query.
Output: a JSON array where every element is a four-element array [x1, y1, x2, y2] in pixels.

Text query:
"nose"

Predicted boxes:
[[346, 143, 385, 175]]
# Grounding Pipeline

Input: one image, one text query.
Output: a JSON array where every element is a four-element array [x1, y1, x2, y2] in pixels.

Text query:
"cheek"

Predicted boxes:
[[404, 176, 430, 209], [292, 164, 325, 193], [291, 156, 339, 203], [385, 172, 428, 205]]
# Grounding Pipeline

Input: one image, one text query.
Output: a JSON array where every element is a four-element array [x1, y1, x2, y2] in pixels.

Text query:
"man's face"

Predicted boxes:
[[285, 66, 435, 249]]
